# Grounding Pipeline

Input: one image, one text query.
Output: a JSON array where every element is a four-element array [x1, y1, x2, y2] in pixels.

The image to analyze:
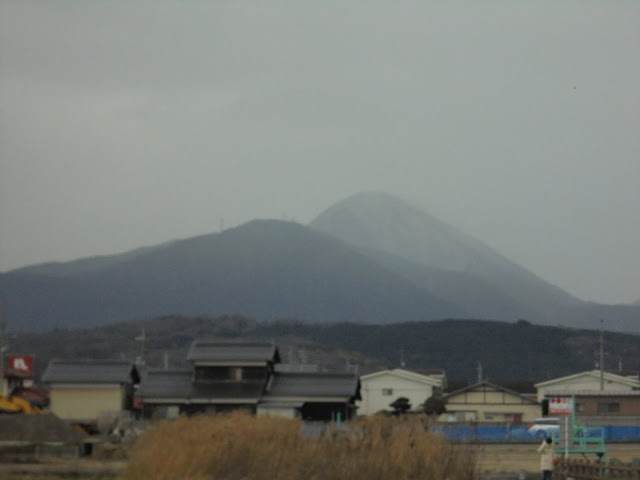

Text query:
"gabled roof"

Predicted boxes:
[[263, 371, 361, 402], [186, 341, 280, 365], [42, 360, 139, 384], [361, 368, 442, 387], [445, 380, 539, 405], [535, 370, 640, 389]]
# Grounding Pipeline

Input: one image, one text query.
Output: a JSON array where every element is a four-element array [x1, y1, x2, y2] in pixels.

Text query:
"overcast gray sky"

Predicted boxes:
[[1, 1, 639, 305]]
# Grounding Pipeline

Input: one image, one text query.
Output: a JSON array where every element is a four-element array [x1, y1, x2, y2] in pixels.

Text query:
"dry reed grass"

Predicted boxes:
[[123, 412, 478, 480]]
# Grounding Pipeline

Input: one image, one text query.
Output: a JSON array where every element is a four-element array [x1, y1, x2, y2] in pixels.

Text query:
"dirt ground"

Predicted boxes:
[[0, 456, 126, 479], [476, 443, 640, 474], [0, 443, 637, 478]]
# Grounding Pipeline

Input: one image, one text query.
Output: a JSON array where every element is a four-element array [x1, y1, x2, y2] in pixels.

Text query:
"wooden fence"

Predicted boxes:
[[554, 458, 640, 480]]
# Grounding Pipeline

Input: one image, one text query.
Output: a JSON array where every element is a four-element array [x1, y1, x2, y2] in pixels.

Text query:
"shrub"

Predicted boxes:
[[123, 412, 478, 480]]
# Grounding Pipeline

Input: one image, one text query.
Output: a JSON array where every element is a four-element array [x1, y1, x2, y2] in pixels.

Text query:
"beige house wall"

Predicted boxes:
[[444, 388, 540, 422], [441, 402, 541, 422], [576, 396, 640, 416], [257, 406, 299, 419], [49, 386, 123, 421]]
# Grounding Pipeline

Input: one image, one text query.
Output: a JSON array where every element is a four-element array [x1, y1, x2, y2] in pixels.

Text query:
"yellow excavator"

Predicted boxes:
[[0, 392, 42, 414]]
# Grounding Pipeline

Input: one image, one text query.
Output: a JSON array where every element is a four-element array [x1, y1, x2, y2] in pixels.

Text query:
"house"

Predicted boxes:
[[137, 340, 361, 421], [139, 341, 279, 418], [358, 369, 443, 415], [42, 359, 139, 423], [535, 370, 640, 402], [442, 381, 541, 422]]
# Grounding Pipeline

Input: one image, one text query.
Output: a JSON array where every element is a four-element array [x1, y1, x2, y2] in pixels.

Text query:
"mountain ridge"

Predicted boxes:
[[0, 219, 457, 331]]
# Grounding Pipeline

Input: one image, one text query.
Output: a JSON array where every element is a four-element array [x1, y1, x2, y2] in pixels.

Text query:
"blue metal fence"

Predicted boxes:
[[431, 424, 640, 442]]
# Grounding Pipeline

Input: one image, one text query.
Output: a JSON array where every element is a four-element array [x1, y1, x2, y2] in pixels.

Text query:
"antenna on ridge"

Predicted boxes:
[[599, 319, 604, 390]]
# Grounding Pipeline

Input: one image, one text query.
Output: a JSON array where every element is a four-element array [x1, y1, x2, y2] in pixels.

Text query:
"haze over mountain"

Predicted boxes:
[[310, 192, 580, 321], [1, 192, 638, 333], [311, 192, 640, 331]]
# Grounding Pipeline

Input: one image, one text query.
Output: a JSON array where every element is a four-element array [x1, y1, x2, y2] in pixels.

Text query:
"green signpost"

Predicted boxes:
[[553, 396, 606, 462]]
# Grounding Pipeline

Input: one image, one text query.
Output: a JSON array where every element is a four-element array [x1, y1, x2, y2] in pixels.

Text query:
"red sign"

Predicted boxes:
[[7, 355, 34, 377], [549, 397, 573, 415]]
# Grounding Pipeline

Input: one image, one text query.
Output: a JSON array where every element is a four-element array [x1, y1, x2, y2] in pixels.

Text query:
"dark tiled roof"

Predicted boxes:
[[138, 369, 265, 402], [275, 363, 319, 373], [42, 360, 138, 384], [186, 341, 280, 364], [264, 371, 361, 401], [137, 369, 193, 398]]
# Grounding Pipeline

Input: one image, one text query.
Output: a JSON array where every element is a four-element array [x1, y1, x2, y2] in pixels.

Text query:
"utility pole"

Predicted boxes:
[[599, 319, 604, 391], [0, 298, 7, 395], [135, 328, 146, 367]]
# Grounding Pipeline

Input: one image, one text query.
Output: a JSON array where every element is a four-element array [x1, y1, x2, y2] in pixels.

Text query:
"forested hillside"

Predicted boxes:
[[8, 315, 639, 385]]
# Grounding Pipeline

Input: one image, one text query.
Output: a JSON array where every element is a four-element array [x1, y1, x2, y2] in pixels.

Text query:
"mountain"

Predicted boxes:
[[2, 192, 639, 332], [0, 220, 458, 331], [310, 192, 639, 331]]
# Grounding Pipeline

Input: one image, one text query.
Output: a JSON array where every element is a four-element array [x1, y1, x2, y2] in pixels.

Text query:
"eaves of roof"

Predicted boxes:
[[535, 370, 640, 389]]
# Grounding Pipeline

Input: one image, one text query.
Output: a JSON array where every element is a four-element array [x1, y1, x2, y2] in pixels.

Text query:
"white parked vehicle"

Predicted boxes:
[[528, 417, 559, 439]]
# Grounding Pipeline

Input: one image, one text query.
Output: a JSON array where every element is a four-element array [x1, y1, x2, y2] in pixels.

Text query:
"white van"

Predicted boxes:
[[528, 417, 559, 438]]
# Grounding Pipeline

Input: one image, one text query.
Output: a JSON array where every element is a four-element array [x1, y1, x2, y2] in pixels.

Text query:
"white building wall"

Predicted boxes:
[[358, 373, 435, 416]]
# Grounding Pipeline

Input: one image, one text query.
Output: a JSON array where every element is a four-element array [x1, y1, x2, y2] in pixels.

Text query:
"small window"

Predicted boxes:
[[382, 388, 393, 396], [166, 406, 180, 419], [575, 402, 585, 412]]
